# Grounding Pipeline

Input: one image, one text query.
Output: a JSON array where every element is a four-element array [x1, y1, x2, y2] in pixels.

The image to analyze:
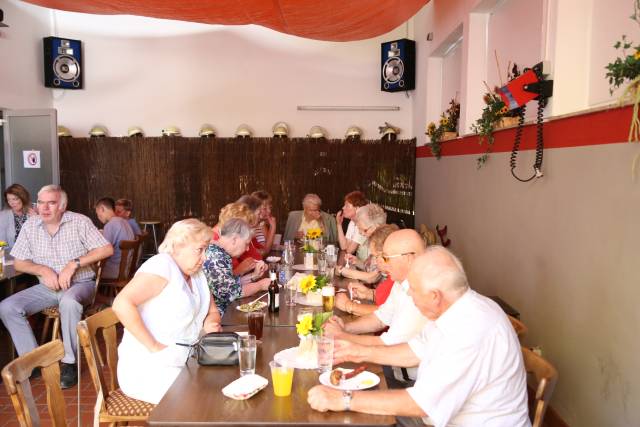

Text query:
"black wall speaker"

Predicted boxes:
[[381, 38, 415, 92], [43, 36, 83, 89]]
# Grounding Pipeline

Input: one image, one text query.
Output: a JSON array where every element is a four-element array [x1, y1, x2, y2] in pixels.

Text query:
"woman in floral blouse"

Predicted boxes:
[[203, 218, 271, 315]]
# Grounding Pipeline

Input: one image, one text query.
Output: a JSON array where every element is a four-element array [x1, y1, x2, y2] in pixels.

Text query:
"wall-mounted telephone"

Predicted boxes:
[[497, 62, 553, 182]]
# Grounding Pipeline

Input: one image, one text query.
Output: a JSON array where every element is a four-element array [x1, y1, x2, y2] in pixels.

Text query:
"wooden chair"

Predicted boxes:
[[522, 346, 558, 427], [1, 340, 68, 427], [40, 261, 104, 344], [508, 315, 528, 342], [132, 230, 149, 278], [100, 239, 140, 296], [77, 308, 155, 426]]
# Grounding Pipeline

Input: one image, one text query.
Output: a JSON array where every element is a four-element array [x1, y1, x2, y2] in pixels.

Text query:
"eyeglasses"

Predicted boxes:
[[380, 252, 415, 263]]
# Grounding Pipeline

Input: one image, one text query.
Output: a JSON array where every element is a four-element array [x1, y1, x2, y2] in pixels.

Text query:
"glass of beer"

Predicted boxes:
[[322, 285, 335, 312], [248, 310, 265, 341]]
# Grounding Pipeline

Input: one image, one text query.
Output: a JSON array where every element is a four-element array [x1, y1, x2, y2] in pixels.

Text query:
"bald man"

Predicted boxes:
[[323, 229, 428, 387], [308, 247, 530, 427]]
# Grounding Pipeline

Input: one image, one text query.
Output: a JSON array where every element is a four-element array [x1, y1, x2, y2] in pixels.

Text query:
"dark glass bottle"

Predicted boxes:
[[268, 270, 279, 312]]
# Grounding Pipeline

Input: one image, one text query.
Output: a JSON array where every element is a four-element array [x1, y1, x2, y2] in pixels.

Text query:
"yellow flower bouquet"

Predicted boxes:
[[295, 311, 331, 364], [299, 274, 327, 294]]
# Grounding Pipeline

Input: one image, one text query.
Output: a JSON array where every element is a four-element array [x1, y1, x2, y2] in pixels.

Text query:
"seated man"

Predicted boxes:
[[95, 197, 135, 279], [114, 198, 142, 235], [0, 185, 113, 389], [323, 229, 428, 387], [308, 247, 530, 427], [283, 193, 337, 244]]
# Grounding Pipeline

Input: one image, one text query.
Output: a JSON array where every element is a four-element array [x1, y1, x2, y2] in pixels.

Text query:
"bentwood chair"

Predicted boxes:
[[522, 346, 558, 427], [2, 339, 68, 427], [508, 315, 528, 342], [77, 307, 155, 426], [99, 239, 140, 296], [40, 261, 104, 344], [132, 230, 149, 276]]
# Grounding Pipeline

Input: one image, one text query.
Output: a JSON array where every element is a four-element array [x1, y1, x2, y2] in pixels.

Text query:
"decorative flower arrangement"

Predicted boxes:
[[605, 0, 640, 141], [0, 241, 7, 248], [299, 274, 328, 294], [471, 64, 522, 168], [303, 227, 323, 252], [295, 311, 332, 337], [426, 98, 461, 159]]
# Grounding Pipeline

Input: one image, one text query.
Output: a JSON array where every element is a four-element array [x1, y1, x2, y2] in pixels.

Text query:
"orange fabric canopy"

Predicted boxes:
[[24, 0, 428, 41]]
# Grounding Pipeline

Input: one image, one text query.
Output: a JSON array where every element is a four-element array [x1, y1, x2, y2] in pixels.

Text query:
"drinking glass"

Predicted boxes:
[[317, 252, 327, 276], [248, 310, 264, 341], [317, 336, 334, 373], [270, 361, 294, 397], [283, 241, 294, 266], [239, 335, 257, 376], [285, 283, 297, 306], [322, 285, 335, 312]]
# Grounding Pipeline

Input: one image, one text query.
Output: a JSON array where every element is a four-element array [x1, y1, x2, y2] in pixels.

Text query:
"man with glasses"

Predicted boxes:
[[309, 247, 530, 427], [323, 229, 428, 387], [0, 185, 113, 389]]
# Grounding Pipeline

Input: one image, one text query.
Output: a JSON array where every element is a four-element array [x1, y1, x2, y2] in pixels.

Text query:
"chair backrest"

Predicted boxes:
[[132, 231, 149, 278], [115, 239, 139, 281], [77, 308, 121, 401], [508, 315, 528, 341], [521, 346, 558, 427], [1, 340, 67, 427]]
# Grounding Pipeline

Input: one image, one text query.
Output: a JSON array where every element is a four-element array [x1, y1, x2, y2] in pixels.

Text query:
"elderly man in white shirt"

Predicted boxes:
[[309, 246, 530, 427], [323, 229, 428, 386]]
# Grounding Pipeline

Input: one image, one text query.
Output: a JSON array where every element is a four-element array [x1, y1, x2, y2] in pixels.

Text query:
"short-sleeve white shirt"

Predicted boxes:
[[345, 220, 367, 245], [374, 280, 428, 345], [406, 289, 530, 427]]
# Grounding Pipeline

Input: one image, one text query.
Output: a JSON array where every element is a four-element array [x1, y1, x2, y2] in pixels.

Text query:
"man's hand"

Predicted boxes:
[[333, 339, 367, 365], [335, 292, 350, 311], [348, 282, 373, 300], [322, 316, 345, 338], [308, 385, 345, 412], [40, 266, 61, 291], [58, 261, 78, 290]]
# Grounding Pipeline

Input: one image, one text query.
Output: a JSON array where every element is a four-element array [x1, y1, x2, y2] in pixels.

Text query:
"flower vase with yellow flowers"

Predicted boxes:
[[295, 311, 332, 365], [426, 98, 460, 159], [299, 274, 328, 306]]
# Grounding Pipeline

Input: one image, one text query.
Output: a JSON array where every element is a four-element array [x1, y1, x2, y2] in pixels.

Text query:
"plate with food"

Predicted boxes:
[[266, 256, 281, 263], [236, 300, 267, 312], [319, 366, 380, 390]]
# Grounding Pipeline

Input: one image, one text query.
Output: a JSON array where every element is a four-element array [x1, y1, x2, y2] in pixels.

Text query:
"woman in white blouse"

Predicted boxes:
[[113, 218, 222, 404], [335, 191, 368, 256]]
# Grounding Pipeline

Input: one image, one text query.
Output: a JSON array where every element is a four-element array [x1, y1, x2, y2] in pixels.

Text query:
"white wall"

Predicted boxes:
[[0, 0, 52, 109], [39, 7, 413, 138]]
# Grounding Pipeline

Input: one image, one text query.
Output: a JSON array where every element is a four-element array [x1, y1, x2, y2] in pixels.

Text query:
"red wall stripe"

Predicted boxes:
[[416, 105, 633, 158]]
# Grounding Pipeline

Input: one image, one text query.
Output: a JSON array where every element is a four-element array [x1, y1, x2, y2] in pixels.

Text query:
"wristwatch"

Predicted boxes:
[[342, 390, 353, 411], [73, 258, 81, 269]]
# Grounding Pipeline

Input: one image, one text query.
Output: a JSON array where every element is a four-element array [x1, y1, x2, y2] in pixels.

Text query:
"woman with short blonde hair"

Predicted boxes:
[[113, 218, 221, 404]]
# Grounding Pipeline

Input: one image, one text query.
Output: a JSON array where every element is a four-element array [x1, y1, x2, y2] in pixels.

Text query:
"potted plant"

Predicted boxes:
[[426, 98, 460, 159]]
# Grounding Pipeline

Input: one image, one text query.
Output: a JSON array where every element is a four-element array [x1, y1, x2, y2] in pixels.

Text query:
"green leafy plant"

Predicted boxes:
[[605, 0, 640, 141], [426, 98, 460, 159]]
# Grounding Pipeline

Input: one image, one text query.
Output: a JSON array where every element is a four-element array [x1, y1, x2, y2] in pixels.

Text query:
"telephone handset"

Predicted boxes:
[[497, 62, 554, 182]]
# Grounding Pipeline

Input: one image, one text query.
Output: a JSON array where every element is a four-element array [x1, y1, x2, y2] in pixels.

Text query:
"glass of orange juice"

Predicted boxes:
[[270, 361, 294, 397]]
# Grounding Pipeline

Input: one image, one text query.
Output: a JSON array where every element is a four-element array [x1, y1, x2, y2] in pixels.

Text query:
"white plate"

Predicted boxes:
[[266, 256, 281, 263], [236, 301, 267, 312], [222, 374, 268, 400], [292, 264, 317, 271], [273, 347, 318, 370], [319, 368, 380, 390], [295, 292, 322, 307]]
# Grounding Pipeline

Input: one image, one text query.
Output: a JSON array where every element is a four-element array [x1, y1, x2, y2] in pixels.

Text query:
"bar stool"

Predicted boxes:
[[139, 220, 162, 256]]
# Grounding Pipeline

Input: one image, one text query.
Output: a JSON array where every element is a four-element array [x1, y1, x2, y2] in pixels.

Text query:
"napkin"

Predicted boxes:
[[222, 374, 268, 400]]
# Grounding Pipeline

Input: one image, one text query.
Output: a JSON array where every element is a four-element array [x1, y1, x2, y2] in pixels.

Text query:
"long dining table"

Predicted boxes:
[[148, 255, 396, 426]]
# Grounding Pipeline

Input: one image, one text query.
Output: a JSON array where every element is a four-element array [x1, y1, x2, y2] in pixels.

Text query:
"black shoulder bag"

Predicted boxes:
[[177, 332, 240, 366]]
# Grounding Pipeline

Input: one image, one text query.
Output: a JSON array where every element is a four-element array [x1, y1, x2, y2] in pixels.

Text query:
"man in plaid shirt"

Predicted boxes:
[[0, 185, 113, 388]]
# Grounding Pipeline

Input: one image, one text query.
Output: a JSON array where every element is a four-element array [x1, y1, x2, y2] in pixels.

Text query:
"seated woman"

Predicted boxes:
[[283, 193, 337, 244], [337, 203, 387, 283], [334, 224, 398, 317], [203, 218, 271, 316], [113, 218, 222, 405], [336, 191, 368, 256], [251, 190, 277, 255], [235, 194, 266, 264], [212, 201, 265, 277], [0, 184, 36, 252]]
